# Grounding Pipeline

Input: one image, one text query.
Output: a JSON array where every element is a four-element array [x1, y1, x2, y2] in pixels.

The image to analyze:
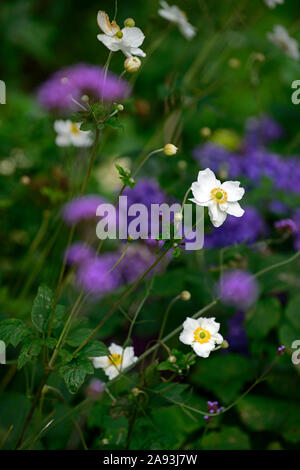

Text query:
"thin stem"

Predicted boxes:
[[153, 295, 180, 361], [131, 148, 163, 179], [254, 250, 300, 279]]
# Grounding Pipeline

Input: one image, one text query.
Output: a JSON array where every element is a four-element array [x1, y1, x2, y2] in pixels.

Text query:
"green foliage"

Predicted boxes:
[[31, 284, 53, 333], [201, 426, 251, 450], [59, 357, 94, 394], [0, 318, 31, 347], [246, 298, 281, 339], [115, 164, 136, 189]]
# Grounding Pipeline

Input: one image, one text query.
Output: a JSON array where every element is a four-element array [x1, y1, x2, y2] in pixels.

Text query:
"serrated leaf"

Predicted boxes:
[[31, 284, 54, 333], [58, 348, 73, 364], [18, 338, 42, 369], [59, 357, 94, 394], [0, 319, 31, 347], [79, 341, 109, 358], [66, 328, 93, 347]]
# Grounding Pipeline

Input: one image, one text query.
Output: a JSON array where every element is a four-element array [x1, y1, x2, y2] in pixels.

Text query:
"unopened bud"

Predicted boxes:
[[127, 235, 134, 243], [116, 103, 124, 111], [168, 355, 177, 363], [221, 340, 229, 349], [163, 144, 178, 156], [200, 127, 211, 138], [81, 94, 89, 102], [124, 56, 141, 73], [228, 58, 240, 69], [101, 438, 109, 445], [124, 18, 135, 27], [132, 387, 141, 396], [21, 175, 30, 185], [180, 290, 191, 301]]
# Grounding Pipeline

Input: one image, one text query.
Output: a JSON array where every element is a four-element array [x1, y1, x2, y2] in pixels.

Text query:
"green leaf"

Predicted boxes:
[[201, 426, 251, 450], [190, 353, 257, 403], [246, 298, 281, 339], [58, 348, 73, 364], [31, 284, 54, 333], [237, 395, 300, 443], [0, 319, 31, 347], [285, 295, 300, 331], [79, 341, 109, 358], [59, 357, 94, 393], [18, 338, 42, 369], [66, 328, 93, 347], [44, 337, 57, 349]]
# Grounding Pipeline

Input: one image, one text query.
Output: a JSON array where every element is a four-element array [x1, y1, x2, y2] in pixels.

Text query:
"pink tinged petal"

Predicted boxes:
[[122, 27, 145, 47], [208, 202, 227, 227], [225, 201, 245, 217], [97, 11, 120, 36], [197, 168, 221, 192], [221, 181, 245, 202], [97, 34, 121, 52]]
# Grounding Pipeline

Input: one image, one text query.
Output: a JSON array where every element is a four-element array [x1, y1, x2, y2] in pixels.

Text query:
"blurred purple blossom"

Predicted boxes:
[[244, 115, 283, 149], [227, 311, 248, 355], [62, 195, 109, 226], [65, 242, 95, 266], [76, 252, 121, 296], [274, 218, 298, 235], [218, 269, 259, 310], [37, 63, 130, 112]]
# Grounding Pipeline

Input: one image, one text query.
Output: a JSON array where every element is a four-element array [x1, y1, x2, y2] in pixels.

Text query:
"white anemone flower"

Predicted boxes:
[[179, 317, 223, 358], [93, 343, 138, 380], [158, 1, 196, 40], [267, 25, 300, 60], [54, 120, 93, 147], [190, 168, 245, 228], [264, 0, 284, 8], [97, 11, 146, 57]]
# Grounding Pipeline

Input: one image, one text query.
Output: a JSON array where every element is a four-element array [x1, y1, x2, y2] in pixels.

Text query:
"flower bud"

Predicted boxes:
[[168, 355, 177, 363], [116, 104, 124, 111], [81, 94, 89, 102], [200, 127, 211, 137], [132, 387, 142, 396], [124, 56, 141, 73], [21, 175, 30, 185], [163, 144, 178, 156], [228, 58, 240, 69], [180, 290, 191, 301], [101, 438, 109, 445], [221, 339, 229, 349], [124, 18, 135, 27]]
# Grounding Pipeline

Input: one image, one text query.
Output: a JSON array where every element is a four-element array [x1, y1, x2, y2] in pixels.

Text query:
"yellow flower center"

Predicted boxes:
[[70, 123, 80, 134], [115, 30, 123, 39], [109, 353, 122, 366], [211, 187, 227, 204], [193, 327, 211, 344]]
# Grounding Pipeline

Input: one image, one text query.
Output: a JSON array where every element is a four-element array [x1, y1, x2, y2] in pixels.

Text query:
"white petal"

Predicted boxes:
[[189, 197, 211, 207], [197, 168, 220, 191], [225, 201, 245, 217], [213, 333, 223, 345], [122, 347, 138, 368], [192, 342, 214, 358], [97, 34, 121, 52], [122, 27, 145, 47], [221, 181, 245, 202], [105, 365, 120, 380], [178, 21, 196, 40], [183, 317, 200, 331], [208, 202, 227, 227], [55, 135, 71, 147], [54, 120, 70, 134], [200, 317, 220, 335], [130, 47, 146, 57], [109, 343, 123, 355], [92, 356, 110, 369], [179, 329, 194, 345], [97, 11, 120, 36], [191, 181, 211, 204]]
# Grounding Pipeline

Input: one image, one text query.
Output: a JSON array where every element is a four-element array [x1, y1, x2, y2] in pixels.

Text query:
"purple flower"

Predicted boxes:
[[85, 378, 106, 397], [118, 244, 156, 284], [244, 115, 283, 149], [193, 143, 242, 179], [205, 206, 265, 248], [277, 345, 286, 355], [65, 242, 95, 266], [274, 218, 298, 235], [62, 195, 109, 226], [37, 63, 130, 113], [218, 270, 259, 310], [227, 311, 248, 355], [76, 252, 121, 296]]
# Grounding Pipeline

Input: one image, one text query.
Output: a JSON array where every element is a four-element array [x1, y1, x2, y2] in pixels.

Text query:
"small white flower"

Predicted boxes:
[[267, 25, 300, 60], [264, 0, 284, 8], [124, 56, 141, 73], [179, 316, 223, 358], [190, 168, 245, 228], [92, 343, 138, 380], [97, 11, 146, 58], [54, 120, 93, 147], [158, 1, 196, 40]]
